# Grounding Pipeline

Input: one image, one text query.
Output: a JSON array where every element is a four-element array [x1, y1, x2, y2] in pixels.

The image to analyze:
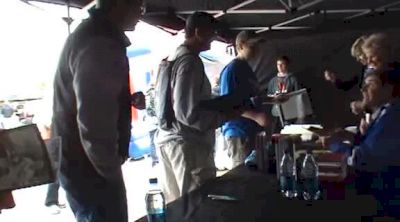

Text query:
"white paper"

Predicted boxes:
[[279, 88, 313, 120]]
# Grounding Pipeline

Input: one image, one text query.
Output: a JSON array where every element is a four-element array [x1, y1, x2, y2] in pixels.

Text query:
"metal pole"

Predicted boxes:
[[345, 0, 400, 20], [256, 12, 315, 33], [176, 9, 286, 14], [214, 0, 257, 18], [278, 0, 291, 11], [227, 9, 286, 14], [164, 8, 400, 15], [324, 9, 367, 14], [176, 10, 222, 14], [67, 1, 71, 34], [231, 26, 310, 30], [288, 0, 293, 8], [297, 0, 324, 11], [273, 12, 315, 27]]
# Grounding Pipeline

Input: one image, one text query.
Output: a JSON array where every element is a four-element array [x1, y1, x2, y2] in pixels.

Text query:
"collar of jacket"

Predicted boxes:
[[88, 9, 131, 48]]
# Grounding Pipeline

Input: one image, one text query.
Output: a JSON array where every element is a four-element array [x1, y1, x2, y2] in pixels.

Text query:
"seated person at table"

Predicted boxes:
[[266, 56, 300, 132], [319, 68, 400, 218]]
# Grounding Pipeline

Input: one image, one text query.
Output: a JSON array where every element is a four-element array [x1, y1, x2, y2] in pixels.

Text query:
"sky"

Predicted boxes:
[[0, 0, 232, 100], [0, 0, 70, 99]]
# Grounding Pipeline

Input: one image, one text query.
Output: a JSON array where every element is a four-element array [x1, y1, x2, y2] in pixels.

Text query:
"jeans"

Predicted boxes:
[[45, 181, 60, 206], [149, 129, 159, 165], [355, 169, 400, 219], [45, 137, 62, 206], [60, 170, 128, 222]]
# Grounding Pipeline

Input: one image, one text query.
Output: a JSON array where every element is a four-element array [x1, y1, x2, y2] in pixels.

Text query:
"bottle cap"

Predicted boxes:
[[149, 178, 158, 184]]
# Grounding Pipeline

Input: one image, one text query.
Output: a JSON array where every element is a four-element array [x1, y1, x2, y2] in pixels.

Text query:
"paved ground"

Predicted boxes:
[[0, 157, 154, 222], [0, 151, 229, 222]]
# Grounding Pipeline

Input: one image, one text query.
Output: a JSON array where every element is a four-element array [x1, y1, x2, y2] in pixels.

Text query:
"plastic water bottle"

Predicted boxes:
[[145, 178, 166, 222], [279, 149, 297, 198], [301, 150, 321, 200]]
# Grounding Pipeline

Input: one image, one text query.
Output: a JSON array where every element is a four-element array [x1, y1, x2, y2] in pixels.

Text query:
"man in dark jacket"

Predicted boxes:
[[52, 0, 144, 221]]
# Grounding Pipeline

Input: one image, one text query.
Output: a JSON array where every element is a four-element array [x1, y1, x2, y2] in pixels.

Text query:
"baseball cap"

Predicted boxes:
[[185, 11, 219, 33], [235, 30, 265, 46]]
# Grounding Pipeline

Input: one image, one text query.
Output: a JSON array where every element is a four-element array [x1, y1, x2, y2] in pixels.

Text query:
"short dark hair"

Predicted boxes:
[[366, 68, 400, 97], [369, 67, 400, 86], [277, 56, 290, 64], [96, 0, 143, 11], [185, 11, 218, 38]]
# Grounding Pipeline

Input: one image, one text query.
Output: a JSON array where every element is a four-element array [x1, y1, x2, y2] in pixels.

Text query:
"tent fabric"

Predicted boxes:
[[251, 28, 400, 128], [24, 0, 400, 40], [23, 0, 400, 127]]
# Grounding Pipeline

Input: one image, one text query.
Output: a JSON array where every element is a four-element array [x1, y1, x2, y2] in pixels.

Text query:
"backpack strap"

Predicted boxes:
[[165, 52, 206, 128]]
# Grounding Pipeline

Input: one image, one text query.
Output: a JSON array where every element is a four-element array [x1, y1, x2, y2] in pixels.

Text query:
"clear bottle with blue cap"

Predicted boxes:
[[145, 178, 166, 222]]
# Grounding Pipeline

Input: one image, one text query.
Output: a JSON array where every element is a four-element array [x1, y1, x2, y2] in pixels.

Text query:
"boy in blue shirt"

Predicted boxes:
[[220, 31, 265, 168]]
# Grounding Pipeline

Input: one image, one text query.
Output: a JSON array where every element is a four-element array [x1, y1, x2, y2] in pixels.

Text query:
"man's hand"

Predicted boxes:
[[350, 100, 365, 115], [131, 91, 145, 110], [324, 70, 337, 83], [272, 94, 290, 104], [316, 128, 355, 148]]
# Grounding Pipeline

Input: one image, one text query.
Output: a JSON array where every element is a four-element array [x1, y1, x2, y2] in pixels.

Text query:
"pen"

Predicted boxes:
[[207, 194, 239, 201]]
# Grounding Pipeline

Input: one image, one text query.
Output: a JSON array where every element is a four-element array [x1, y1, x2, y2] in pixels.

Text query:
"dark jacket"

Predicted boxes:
[[52, 10, 132, 180]]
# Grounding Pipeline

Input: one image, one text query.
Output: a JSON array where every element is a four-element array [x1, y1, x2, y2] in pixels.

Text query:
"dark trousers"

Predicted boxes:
[[60, 170, 128, 222], [45, 181, 60, 206], [45, 137, 61, 206], [355, 169, 400, 219]]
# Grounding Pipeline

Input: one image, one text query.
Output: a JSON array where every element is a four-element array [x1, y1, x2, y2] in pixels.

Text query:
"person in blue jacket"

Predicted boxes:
[[320, 67, 400, 218]]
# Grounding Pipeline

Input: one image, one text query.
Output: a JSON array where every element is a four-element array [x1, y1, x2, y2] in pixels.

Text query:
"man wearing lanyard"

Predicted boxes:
[[266, 56, 300, 133]]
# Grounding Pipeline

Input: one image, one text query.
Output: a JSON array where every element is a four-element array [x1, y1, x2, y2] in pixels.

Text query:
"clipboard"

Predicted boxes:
[[0, 125, 55, 191]]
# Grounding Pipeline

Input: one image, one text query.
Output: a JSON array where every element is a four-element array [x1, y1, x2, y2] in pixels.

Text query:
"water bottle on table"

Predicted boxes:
[[301, 149, 321, 200], [146, 178, 166, 222], [279, 149, 297, 198]]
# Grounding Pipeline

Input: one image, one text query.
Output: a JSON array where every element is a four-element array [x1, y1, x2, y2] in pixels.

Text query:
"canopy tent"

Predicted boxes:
[[21, 0, 400, 41], [18, 0, 400, 128]]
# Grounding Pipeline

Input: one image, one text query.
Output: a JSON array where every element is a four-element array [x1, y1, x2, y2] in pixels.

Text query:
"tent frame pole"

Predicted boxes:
[[345, 0, 400, 20], [214, 0, 257, 18]]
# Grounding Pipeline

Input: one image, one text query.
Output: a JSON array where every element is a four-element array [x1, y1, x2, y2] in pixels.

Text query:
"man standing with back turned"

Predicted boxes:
[[156, 12, 268, 203], [52, 0, 144, 221]]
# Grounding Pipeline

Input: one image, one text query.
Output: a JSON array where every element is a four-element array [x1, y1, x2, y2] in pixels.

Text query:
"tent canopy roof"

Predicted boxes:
[[23, 0, 400, 41]]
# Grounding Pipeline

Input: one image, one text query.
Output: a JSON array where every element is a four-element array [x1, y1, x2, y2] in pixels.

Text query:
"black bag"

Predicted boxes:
[[155, 54, 191, 130]]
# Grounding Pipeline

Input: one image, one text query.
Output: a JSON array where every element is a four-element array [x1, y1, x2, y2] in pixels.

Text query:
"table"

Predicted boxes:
[[136, 165, 381, 222]]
